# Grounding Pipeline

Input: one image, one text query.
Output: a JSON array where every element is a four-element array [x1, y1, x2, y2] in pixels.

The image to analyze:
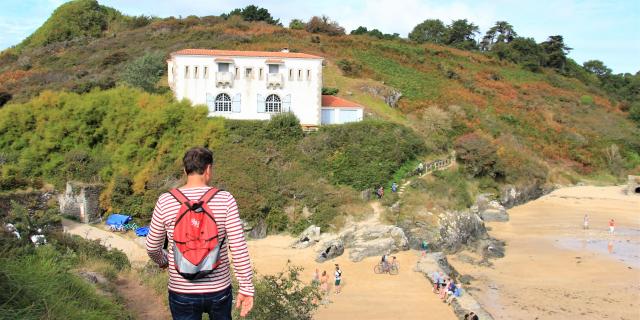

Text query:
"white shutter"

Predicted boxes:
[[206, 93, 215, 113], [257, 94, 265, 113], [232, 93, 241, 113], [283, 94, 291, 112]]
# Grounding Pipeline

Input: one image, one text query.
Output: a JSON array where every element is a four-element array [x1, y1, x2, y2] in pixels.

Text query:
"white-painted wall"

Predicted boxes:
[[320, 107, 364, 124], [168, 54, 323, 125]]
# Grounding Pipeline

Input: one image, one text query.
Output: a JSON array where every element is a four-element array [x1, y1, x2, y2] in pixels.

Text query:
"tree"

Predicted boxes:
[[121, 51, 166, 92], [481, 21, 517, 51], [446, 19, 480, 50], [583, 60, 612, 78], [222, 5, 281, 26], [305, 16, 345, 36], [409, 19, 447, 44], [288, 19, 306, 30], [454, 133, 499, 177], [491, 37, 544, 71], [350, 26, 369, 35], [540, 35, 572, 70]]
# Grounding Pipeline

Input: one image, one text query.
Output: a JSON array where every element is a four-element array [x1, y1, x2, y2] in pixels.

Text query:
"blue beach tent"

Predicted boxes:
[[105, 214, 131, 227]]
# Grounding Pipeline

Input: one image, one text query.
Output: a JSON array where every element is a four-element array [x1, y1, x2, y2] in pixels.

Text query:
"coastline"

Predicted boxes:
[[447, 185, 640, 319]]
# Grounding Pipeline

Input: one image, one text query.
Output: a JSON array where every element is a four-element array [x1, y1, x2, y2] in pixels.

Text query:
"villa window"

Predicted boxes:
[[245, 68, 253, 79], [288, 69, 293, 80], [298, 69, 303, 80], [185, 66, 189, 78], [214, 93, 232, 112], [194, 66, 199, 79], [307, 69, 311, 80], [203, 66, 209, 79], [265, 94, 282, 113], [235, 67, 240, 80], [259, 68, 264, 79], [269, 64, 279, 73], [218, 63, 230, 72]]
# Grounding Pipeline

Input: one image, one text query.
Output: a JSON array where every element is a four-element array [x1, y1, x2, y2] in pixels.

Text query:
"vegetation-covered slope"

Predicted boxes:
[[0, 0, 638, 226]]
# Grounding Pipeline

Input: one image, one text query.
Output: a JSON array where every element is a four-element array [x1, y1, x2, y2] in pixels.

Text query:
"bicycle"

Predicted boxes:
[[373, 261, 399, 275]]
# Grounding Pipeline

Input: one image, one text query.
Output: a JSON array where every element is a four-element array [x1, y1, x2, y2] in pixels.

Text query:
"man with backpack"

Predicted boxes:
[[146, 147, 254, 319]]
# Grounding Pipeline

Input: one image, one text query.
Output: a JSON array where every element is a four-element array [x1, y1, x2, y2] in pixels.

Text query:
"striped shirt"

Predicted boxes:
[[146, 187, 254, 296]]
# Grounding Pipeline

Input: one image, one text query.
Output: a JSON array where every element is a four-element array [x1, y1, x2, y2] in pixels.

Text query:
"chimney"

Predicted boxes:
[[281, 47, 289, 53]]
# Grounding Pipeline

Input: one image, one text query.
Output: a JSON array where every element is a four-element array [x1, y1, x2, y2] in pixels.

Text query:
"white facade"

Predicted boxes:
[[167, 50, 324, 126], [321, 107, 364, 125]]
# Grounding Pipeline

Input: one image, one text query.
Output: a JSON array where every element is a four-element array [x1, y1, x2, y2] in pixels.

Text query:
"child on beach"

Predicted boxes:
[[609, 218, 615, 235], [583, 214, 589, 229]]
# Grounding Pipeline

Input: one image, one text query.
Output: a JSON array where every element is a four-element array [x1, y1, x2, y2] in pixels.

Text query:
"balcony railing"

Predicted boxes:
[[267, 73, 284, 89], [215, 72, 234, 88]]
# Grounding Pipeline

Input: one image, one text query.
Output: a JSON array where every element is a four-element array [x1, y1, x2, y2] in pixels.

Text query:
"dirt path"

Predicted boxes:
[[62, 219, 148, 265], [63, 219, 171, 319]]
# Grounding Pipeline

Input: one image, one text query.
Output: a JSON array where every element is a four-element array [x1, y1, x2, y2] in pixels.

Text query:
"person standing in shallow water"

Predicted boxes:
[[583, 214, 589, 229], [609, 218, 615, 235]]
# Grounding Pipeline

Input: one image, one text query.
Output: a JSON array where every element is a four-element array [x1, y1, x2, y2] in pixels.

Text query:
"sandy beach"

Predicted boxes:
[[248, 235, 457, 320], [449, 186, 640, 319]]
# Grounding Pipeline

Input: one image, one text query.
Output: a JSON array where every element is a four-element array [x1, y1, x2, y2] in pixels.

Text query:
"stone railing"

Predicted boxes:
[[267, 73, 284, 89], [215, 72, 234, 88]]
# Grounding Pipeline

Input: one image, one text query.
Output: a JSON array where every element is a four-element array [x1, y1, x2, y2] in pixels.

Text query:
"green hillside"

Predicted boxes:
[[0, 0, 638, 225]]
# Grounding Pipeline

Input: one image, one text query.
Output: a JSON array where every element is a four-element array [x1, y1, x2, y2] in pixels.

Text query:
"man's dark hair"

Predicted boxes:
[[183, 147, 214, 175]]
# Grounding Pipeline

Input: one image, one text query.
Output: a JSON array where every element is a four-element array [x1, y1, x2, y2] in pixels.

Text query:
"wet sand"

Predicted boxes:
[[248, 235, 456, 320], [449, 186, 640, 319]]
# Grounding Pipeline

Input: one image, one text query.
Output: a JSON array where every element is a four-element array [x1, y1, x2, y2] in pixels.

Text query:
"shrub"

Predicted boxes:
[[121, 51, 166, 92], [321, 87, 339, 95], [233, 264, 321, 320], [289, 19, 306, 30], [101, 51, 129, 66], [628, 102, 640, 124], [579, 95, 594, 106], [265, 113, 303, 145], [302, 120, 426, 189], [454, 132, 499, 177], [305, 16, 345, 36], [337, 59, 362, 77], [222, 5, 281, 25]]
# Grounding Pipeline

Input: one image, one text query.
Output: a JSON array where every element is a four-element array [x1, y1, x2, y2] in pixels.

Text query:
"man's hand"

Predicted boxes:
[[235, 293, 253, 317]]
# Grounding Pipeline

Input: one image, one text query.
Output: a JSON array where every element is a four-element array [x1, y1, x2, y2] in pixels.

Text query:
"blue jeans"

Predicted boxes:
[[168, 286, 233, 320]]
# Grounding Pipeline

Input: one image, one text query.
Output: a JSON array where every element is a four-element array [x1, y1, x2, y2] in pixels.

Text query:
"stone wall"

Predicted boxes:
[[58, 181, 103, 223], [628, 175, 640, 195]]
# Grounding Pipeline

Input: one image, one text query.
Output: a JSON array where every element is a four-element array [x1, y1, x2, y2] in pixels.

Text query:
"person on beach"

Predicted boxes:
[[439, 278, 451, 300], [312, 268, 320, 286], [334, 264, 343, 294], [583, 214, 589, 229], [381, 253, 388, 271], [609, 218, 615, 235], [432, 271, 441, 293], [146, 147, 254, 319], [320, 270, 329, 296]]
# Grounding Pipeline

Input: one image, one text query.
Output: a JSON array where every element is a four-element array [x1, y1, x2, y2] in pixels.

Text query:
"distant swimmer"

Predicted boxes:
[[608, 241, 614, 254], [609, 218, 615, 235], [583, 214, 589, 229]]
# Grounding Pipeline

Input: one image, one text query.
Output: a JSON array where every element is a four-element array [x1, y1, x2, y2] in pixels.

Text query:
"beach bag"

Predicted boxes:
[[169, 188, 225, 280]]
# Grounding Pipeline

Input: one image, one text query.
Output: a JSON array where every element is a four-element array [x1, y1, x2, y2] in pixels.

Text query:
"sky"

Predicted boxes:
[[1, 0, 638, 74]]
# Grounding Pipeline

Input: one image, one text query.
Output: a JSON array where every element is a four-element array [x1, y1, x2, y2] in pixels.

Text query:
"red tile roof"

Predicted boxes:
[[172, 49, 323, 59], [321, 95, 363, 108]]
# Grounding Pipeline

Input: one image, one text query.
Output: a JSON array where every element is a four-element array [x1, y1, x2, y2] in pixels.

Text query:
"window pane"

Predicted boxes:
[[340, 110, 359, 123], [218, 63, 229, 72], [268, 64, 279, 73]]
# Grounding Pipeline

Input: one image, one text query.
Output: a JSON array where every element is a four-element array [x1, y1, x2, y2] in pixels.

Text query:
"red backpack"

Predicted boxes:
[[169, 188, 225, 280]]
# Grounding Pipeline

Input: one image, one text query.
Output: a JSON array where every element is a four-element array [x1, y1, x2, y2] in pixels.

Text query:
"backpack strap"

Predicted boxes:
[[168, 188, 190, 205], [198, 187, 221, 205]]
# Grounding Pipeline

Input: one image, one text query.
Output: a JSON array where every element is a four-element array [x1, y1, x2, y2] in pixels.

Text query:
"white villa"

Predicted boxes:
[[167, 49, 363, 128]]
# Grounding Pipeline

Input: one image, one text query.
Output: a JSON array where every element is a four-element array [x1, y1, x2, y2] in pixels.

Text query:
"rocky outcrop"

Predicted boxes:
[[291, 225, 321, 249], [313, 224, 409, 262], [472, 194, 509, 222], [248, 219, 267, 239], [315, 238, 345, 262], [359, 84, 402, 108], [437, 210, 487, 252], [415, 253, 494, 320], [499, 183, 554, 209]]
